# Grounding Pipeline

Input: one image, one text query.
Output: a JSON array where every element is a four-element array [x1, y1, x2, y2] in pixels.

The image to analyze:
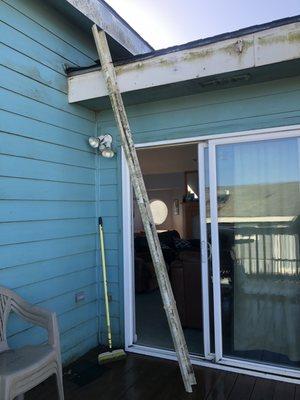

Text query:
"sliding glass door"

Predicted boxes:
[[209, 132, 300, 374], [128, 129, 300, 377]]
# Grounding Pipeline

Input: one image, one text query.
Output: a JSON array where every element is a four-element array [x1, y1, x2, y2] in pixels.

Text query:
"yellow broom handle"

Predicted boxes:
[[99, 217, 113, 350]]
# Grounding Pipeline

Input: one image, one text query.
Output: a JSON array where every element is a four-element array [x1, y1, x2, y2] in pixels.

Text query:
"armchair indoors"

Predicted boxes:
[[0, 286, 64, 400]]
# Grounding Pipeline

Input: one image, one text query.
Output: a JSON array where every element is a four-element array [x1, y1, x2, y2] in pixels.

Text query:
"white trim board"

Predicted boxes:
[[126, 345, 300, 385], [66, 0, 152, 55], [134, 124, 300, 148], [68, 22, 300, 103]]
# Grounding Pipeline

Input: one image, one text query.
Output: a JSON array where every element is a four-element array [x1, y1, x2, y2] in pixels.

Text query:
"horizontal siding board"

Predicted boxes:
[[8, 299, 97, 338], [99, 217, 119, 233], [99, 84, 300, 138], [0, 0, 95, 66], [99, 266, 119, 284], [8, 295, 98, 334], [99, 185, 118, 201], [0, 42, 67, 93], [0, 177, 95, 201], [99, 200, 119, 217], [16, 268, 97, 304], [0, 200, 96, 222], [0, 132, 94, 168], [3, 0, 97, 60], [8, 317, 98, 355], [62, 334, 98, 364], [0, 64, 95, 121], [99, 168, 118, 185], [99, 76, 300, 123], [133, 110, 300, 144], [1, 251, 96, 288], [0, 0, 99, 363], [0, 110, 92, 151], [60, 318, 98, 353], [111, 90, 300, 136], [100, 332, 121, 347], [99, 300, 119, 317], [103, 233, 119, 250], [0, 87, 94, 135], [105, 250, 119, 267], [7, 284, 98, 337], [7, 285, 98, 341], [100, 316, 120, 335], [40, 284, 98, 317], [0, 219, 96, 246], [58, 301, 98, 333], [0, 154, 95, 184], [0, 21, 75, 74], [100, 282, 120, 303], [8, 314, 33, 337], [99, 155, 119, 170], [0, 235, 96, 269], [8, 325, 47, 349]]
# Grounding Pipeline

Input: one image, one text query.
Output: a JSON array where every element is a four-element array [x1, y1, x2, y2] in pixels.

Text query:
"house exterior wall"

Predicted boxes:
[[97, 74, 300, 345], [0, 0, 100, 363], [1, 0, 300, 366]]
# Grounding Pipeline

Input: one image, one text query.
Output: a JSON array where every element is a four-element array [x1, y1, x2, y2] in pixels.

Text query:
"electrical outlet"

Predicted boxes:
[[75, 291, 85, 303]]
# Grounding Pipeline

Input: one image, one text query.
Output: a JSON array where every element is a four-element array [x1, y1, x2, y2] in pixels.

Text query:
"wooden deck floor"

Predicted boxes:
[[26, 349, 300, 400]]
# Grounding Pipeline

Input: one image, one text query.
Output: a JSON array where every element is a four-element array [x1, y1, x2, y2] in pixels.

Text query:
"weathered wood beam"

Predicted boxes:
[[68, 22, 300, 103], [66, 0, 152, 55]]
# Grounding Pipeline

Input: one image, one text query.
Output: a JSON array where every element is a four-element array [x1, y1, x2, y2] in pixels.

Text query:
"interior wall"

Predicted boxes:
[[133, 172, 186, 236]]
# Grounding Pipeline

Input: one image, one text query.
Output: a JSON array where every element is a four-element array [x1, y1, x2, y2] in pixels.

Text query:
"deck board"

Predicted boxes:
[[228, 374, 256, 400], [273, 381, 296, 400], [250, 378, 276, 400], [25, 350, 298, 400]]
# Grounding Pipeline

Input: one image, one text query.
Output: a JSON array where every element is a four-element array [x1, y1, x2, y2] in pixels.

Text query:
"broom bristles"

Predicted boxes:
[[98, 349, 126, 365]]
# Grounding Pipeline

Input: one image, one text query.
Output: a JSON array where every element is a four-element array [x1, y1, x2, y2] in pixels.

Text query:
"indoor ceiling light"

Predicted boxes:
[[88, 134, 115, 158]]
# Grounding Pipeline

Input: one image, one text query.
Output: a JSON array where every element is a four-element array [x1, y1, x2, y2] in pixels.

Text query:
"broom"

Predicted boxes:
[[98, 217, 126, 364]]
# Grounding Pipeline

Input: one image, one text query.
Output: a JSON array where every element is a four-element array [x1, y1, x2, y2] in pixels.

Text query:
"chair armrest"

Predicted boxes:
[[12, 295, 59, 349]]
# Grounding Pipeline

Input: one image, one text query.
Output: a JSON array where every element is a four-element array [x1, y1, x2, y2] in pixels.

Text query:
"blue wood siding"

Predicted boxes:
[[2, 0, 300, 362], [97, 75, 300, 344], [0, 0, 99, 363]]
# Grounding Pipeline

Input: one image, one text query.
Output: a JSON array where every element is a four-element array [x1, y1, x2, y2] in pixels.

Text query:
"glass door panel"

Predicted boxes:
[[133, 143, 210, 357], [213, 135, 300, 369]]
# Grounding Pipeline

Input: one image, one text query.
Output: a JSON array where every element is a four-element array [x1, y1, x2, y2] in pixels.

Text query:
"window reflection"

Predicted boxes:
[[216, 137, 300, 368]]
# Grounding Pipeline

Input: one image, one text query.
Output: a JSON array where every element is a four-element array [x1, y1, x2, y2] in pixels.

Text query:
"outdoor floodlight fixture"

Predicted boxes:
[[88, 134, 115, 158]]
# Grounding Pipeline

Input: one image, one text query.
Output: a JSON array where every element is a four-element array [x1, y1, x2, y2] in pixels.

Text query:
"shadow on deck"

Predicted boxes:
[[26, 348, 300, 400]]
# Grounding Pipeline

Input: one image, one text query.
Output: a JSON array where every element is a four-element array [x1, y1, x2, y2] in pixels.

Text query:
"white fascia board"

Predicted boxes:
[[65, 0, 152, 55], [68, 22, 300, 103]]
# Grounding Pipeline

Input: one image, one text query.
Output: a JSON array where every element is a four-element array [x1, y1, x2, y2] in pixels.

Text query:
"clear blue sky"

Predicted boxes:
[[105, 0, 300, 49]]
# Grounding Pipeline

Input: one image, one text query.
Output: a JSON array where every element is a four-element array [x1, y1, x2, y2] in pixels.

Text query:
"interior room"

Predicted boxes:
[[133, 144, 205, 355]]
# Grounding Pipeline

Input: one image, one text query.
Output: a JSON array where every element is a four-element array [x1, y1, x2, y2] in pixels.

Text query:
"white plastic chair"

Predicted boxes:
[[0, 286, 64, 400]]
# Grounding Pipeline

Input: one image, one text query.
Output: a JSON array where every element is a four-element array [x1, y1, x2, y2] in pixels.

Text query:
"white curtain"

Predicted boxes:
[[234, 264, 300, 361]]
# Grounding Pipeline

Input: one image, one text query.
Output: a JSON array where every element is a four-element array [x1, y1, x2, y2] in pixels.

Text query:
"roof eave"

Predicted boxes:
[[65, 0, 153, 55], [68, 19, 300, 104]]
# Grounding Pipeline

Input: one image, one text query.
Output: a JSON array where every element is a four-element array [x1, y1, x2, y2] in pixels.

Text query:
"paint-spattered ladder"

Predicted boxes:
[[91, 25, 196, 393]]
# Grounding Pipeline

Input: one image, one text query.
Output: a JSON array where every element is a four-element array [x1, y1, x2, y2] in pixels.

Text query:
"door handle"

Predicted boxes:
[[201, 241, 212, 261]]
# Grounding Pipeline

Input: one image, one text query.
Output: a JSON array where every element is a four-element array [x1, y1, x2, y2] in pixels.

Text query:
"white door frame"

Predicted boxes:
[[122, 124, 300, 383], [198, 143, 212, 359]]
